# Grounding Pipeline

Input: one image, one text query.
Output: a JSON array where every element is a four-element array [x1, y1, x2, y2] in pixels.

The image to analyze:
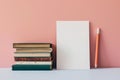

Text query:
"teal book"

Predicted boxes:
[[12, 65, 52, 70]]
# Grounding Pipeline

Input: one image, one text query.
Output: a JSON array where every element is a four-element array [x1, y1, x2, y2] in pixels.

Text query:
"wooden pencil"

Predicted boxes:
[[95, 28, 100, 68]]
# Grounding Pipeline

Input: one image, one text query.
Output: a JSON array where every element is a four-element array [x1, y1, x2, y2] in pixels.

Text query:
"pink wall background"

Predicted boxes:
[[0, 0, 120, 68]]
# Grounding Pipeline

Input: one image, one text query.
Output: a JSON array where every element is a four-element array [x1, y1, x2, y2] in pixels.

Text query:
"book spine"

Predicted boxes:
[[15, 57, 52, 61], [12, 65, 52, 70]]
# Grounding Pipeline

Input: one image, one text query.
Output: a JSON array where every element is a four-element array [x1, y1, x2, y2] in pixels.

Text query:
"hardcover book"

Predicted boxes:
[[13, 43, 52, 48], [12, 65, 52, 70], [16, 48, 52, 53], [15, 57, 52, 61], [15, 61, 52, 65], [14, 53, 51, 57]]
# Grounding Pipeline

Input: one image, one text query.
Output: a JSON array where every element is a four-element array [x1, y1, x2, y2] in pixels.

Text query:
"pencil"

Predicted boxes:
[[94, 28, 100, 68]]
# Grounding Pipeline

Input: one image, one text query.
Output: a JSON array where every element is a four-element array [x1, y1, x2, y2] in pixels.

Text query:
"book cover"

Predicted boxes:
[[15, 61, 52, 65], [16, 48, 52, 53], [15, 57, 52, 61], [13, 43, 52, 48], [12, 65, 52, 70], [14, 53, 51, 57]]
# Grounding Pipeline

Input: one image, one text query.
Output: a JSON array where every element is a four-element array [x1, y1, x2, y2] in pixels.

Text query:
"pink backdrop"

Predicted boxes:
[[0, 0, 120, 68]]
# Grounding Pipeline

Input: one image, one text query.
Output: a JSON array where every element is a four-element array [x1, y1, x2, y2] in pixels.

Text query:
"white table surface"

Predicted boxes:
[[0, 68, 120, 80]]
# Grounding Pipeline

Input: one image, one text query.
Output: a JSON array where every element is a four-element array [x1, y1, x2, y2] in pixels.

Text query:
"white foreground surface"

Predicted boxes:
[[0, 68, 120, 80]]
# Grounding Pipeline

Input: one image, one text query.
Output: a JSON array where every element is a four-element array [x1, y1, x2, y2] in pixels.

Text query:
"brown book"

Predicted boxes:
[[15, 57, 52, 61], [13, 43, 52, 48], [16, 48, 52, 52]]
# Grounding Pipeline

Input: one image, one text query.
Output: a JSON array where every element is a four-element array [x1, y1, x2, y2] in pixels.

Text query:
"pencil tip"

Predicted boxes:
[[97, 28, 100, 34]]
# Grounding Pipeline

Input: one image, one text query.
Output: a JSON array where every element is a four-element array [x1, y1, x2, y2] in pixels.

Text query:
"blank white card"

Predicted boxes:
[[57, 21, 90, 70]]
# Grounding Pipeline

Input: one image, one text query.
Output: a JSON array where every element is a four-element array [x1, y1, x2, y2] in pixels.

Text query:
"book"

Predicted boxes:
[[12, 65, 52, 70], [13, 43, 52, 48], [14, 53, 51, 57], [57, 21, 90, 70], [15, 57, 52, 61], [15, 52, 51, 54], [16, 48, 52, 53], [15, 61, 52, 65]]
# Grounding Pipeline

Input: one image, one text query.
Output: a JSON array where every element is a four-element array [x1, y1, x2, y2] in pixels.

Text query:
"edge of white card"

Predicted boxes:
[[56, 21, 90, 70]]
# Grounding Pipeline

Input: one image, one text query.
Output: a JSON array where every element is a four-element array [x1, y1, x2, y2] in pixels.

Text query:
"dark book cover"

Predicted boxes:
[[15, 57, 52, 61], [12, 64, 52, 70]]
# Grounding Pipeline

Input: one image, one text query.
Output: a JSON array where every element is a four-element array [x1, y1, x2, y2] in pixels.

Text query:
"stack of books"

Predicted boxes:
[[12, 43, 53, 70]]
